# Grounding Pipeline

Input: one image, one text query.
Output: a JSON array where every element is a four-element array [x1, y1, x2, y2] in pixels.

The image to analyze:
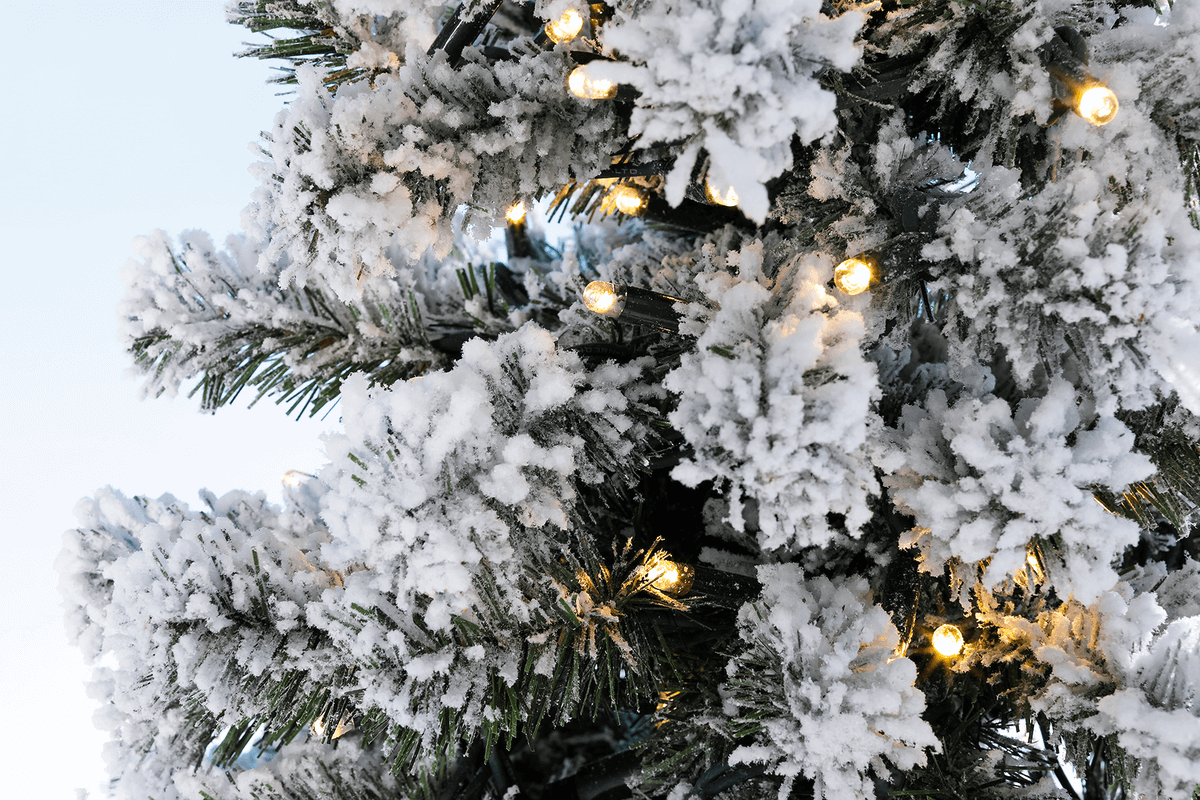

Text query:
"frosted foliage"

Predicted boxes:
[[979, 587, 1157, 723], [228, 0, 439, 67], [58, 489, 147, 662], [664, 241, 879, 553], [590, 0, 866, 222], [983, 579, 1200, 798], [312, 326, 658, 745], [1094, 689, 1200, 800], [724, 567, 936, 800], [1104, 603, 1200, 798], [1119, 4, 1200, 143], [120, 229, 269, 400], [58, 487, 338, 800], [320, 325, 652, 605], [922, 120, 1200, 413], [170, 738, 404, 800], [120, 229, 445, 405], [1149, 559, 1200, 621], [878, 379, 1151, 604], [1014, 587, 1200, 799], [873, 2, 1055, 165], [248, 50, 617, 301], [329, 0, 435, 32], [1135, 616, 1200, 714]]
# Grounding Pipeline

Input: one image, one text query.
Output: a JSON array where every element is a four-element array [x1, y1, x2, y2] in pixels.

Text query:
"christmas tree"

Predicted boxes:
[[59, 1, 1200, 799]]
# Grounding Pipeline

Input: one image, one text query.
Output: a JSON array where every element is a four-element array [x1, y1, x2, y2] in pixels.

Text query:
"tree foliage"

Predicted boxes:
[[64, 2, 1200, 800]]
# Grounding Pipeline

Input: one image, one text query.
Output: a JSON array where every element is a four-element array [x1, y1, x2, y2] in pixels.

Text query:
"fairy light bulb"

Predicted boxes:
[[581, 282, 683, 331], [704, 177, 739, 207], [583, 281, 623, 316], [567, 66, 618, 100], [610, 184, 646, 215], [931, 624, 964, 657], [506, 200, 527, 225], [645, 559, 695, 596], [1076, 84, 1118, 125], [282, 470, 308, 487], [545, 8, 584, 43], [834, 255, 875, 295]]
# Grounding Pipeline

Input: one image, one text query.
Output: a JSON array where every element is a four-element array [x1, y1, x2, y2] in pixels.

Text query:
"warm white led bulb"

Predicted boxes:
[[545, 8, 584, 44], [567, 66, 618, 100], [583, 281, 623, 316], [506, 200, 526, 224], [645, 559, 694, 596], [282, 470, 307, 487], [1077, 85, 1118, 126], [932, 624, 964, 657], [834, 256, 875, 295], [610, 184, 646, 215]]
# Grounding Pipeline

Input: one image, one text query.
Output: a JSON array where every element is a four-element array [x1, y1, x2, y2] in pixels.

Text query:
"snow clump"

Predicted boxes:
[[665, 240, 879, 553], [588, 0, 867, 222], [877, 378, 1153, 604], [723, 566, 937, 800]]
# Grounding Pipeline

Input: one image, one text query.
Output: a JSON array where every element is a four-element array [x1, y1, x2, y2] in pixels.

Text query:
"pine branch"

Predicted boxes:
[[123, 231, 458, 417], [1183, 138, 1200, 232], [856, 1, 1046, 176], [226, 0, 369, 88], [1095, 399, 1200, 533], [331, 539, 695, 776]]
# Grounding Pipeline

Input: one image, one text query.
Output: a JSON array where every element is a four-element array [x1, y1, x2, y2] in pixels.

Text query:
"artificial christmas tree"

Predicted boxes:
[[60, 1, 1200, 799]]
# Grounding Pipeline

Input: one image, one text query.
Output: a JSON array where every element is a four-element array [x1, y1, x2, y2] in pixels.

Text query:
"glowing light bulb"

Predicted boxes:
[[1076, 85, 1118, 126], [931, 624, 964, 657], [583, 280, 623, 316], [506, 200, 527, 225], [834, 255, 875, 296], [610, 184, 646, 215], [704, 177, 739, 207], [567, 66, 618, 100], [645, 559, 694, 596], [282, 470, 308, 487], [545, 8, 584, 44], [311, 716, 327, 738]]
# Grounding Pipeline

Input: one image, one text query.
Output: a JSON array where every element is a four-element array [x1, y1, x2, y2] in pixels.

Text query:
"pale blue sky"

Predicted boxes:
[[0, 3, 340, 796]]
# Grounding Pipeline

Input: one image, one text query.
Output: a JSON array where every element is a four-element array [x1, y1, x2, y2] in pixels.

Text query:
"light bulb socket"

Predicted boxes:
[[566, 53, 640, 101], [427, 0, 505, 66], [582, 281, 686, 332], [622, 286, 683, 331], [1040, 26, 1116, 125], [505, 219, 532, 259], [1040, 26, 1091, 89], [596, 158, 670, 179]]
